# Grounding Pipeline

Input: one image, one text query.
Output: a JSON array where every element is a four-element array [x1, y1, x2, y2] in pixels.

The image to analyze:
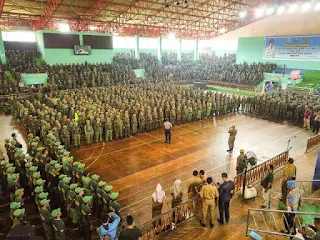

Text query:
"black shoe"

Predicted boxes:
[[200, 220, 205, 227], [226, 149, 231, 152], [210, 223, 214, 228], [260, 205, 266, 208], [217, 218, 224, 224]]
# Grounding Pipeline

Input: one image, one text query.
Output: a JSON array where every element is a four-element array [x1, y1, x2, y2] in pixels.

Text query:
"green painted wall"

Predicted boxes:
[[36, 30, 115, 66], [237, 37, 320, 70], [0, 29, 7, 63]]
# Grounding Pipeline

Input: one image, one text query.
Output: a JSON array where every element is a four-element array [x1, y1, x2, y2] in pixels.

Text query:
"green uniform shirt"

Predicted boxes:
[[39, 208, 52, 225]]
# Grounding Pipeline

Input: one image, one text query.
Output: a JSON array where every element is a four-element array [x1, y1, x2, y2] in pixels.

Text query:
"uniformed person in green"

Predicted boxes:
[[236, 149, 246, 175], [227, 125, 237, 152], [14, 188, 25, 207], [51, 208, 66, 240], [61, 125, 71, 150], [75, 187, 85, 226], [199, 177, 219, 227], [67, 183, 78, 225], [39, 199, 54, 240], [80, 196, 93, 240], [89, 174, 100, 216], [72, 121, 81, 149], [84, 120, 94, 145], [10, 202, 21, 221], [12, 208, 26, 227]]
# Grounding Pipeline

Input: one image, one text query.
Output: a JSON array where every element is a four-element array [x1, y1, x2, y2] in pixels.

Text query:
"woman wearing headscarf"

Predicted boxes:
[[152, 184, 165, 219], [171, 179, 183, 208]]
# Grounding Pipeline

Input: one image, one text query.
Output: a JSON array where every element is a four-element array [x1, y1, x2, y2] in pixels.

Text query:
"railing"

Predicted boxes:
[[234, 151, 289, 192], [246, 206, 320, 238], [138, 196, 202, 240], [306, 135, 320, 153]]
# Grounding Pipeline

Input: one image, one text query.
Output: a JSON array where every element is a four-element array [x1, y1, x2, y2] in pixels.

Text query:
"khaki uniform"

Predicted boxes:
[[236, 153, 246, 175], [200, 183, 219, 225], [187, 177, 203, 199], [281, 164, 296, 203], [228, 127, 237, 150]]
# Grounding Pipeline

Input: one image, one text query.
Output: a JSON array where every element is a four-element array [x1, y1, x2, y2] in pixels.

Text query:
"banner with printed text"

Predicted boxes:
[[264, 35, 320, 60]]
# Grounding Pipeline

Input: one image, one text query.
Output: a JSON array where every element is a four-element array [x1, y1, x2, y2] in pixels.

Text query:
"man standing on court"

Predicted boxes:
[[217, 173, 234, 225], [164, 118, 172, 144], [200, 177, 219, 228], [227, 125, 237, 152], [260, 165, 274, 209]]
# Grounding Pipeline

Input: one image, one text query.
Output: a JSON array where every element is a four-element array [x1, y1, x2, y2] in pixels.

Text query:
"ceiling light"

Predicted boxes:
[[58, 23, 70, 32], [301, 2, 311, 12], [239, 11, 247, 18], [255, 8, 265, 18], [89, 26, 97, 31], [219, 28, 227, 34], [168, 32, 175, 40], [266, 7, 275, 15], [288, 4, 298, 13], [277, 6, 285, 14], [316, 2, 320, 10]]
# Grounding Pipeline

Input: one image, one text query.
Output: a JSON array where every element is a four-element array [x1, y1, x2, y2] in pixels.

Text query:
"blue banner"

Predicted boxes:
[[264, 35, 320, 60]]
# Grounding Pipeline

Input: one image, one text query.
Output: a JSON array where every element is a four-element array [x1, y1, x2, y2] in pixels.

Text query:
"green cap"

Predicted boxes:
[[110, 192, 119, 200], [34, 186, 43, 193], [75, 187, 84, 194], [63, 151, 70, 156], [62, 177, 71, 184], [73, 162, 79, 167], [55, 142, 61, 146], [58, 174, 67, 180], [35, 136, 40, 141], [51, 208, 61, 218], [10, 202, 21, 209], [65, 157, 73, 163], [39, 192, 49, 199], [36, 179, 46, 185], [98, 181, 106, 187], [30, 166, 38, 172], [37, 147, 45, 151], [32, 171, 40, 179], [5, 163, 13, 168], [55, 163, 62, 169], [40, 199, 50, 206], [15, 188, 24, 197], [11, 140, 16, 144], [7, 167, 16, 173], [82, 196, 92, 204], [9, 146, 15, 150], [78, 163, 85, 170], [49, 160, 57, 166], [91, 174, 100, 181], [5, 138, 10, 142], [31, 142, 37, 146], [104, 185, 113, 193], [0, 160, 7, 166], [16, 149, 23, 153], [58, 145, 64, 150], [25, 155, 32, 161], [13, 208, 25, 218], [70, 183, 78, 190], [25, 162, 32, 168], [9, 173, 19, 181]]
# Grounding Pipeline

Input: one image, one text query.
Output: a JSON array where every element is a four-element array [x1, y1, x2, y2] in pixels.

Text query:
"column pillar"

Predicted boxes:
[[157, 36, 162, 62], [134, 35, 140, 59], [0, 29, 7, 64], [79, 34, 84, 45], [194, 39, 199, 61], [177, 37, 182, 62]]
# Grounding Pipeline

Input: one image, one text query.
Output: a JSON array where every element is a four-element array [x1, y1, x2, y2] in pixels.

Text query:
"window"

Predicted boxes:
[[2, 31, 36, 42]]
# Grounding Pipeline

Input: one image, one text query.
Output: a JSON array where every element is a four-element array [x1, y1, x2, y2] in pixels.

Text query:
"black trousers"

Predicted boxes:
[[313, 121, 319, 134], [165, 129, 171, 143], [219, 199, 230, 223], [284, 212, 296, 233]]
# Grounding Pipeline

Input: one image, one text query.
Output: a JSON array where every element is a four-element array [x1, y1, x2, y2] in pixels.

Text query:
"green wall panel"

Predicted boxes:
[[44, 49, 114, 65], [213, 50, 236, 56], [236, 37, 320, 70]]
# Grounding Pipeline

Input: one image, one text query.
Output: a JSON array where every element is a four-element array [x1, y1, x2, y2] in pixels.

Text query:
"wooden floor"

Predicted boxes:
[[1, 112, 318, 239]]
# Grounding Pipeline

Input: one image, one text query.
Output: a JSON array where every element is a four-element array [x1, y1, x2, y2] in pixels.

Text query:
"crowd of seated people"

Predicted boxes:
[[0, 50, 277, 95]]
